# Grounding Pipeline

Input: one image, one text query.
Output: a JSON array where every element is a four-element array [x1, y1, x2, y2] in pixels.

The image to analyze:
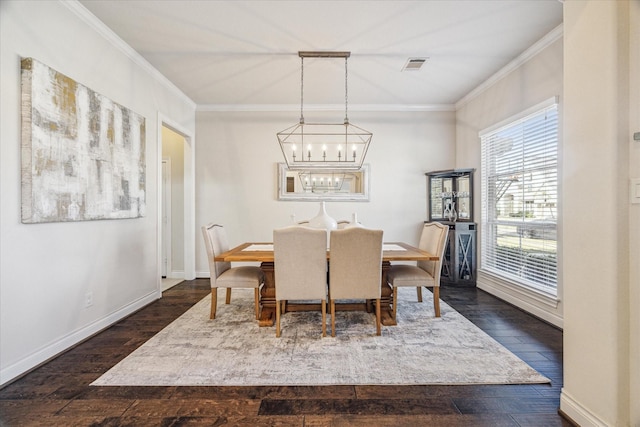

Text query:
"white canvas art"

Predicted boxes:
[[21, 58, 146, 223]]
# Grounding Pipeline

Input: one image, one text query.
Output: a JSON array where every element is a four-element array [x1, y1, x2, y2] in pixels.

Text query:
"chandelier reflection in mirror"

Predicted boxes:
[[277, 51, 372, 170], [298, 170, 346, 192]]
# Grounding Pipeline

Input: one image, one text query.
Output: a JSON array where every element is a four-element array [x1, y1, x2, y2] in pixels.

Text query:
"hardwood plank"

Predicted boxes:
[[122, 398, 261, 418], [303, 414, 521, 427], [170, 385, 358, 400], [452, 396, 561, 414], [56, 398, 133, 417], [258, 398, 460, 416], [354, 384, 547, 399], [0, 400, 73, 425]]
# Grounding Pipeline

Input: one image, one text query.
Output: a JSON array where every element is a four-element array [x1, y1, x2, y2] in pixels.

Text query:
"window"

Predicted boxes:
[[480, 99, 558, 295]]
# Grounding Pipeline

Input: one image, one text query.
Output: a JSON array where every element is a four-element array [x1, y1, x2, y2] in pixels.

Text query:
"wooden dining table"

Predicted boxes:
[[214, 241, 438, 327]]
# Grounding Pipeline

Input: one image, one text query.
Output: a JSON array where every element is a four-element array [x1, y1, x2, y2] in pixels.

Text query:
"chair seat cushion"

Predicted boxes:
[[216, 266, 264, 288], [387, 264, 436, 288]]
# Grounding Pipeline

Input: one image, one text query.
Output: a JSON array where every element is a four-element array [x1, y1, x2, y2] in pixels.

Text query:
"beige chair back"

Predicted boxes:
[[274, 226, 328, 301], [416, 222, 449, 286], [201, 223, 232, 285], [329, 227, 383, 300]]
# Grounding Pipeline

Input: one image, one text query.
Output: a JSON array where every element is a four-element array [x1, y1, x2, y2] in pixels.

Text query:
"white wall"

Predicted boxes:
[[195, 109, 456, 275], [0, 1, 196, 385], [561, 1, 639, 426], [455, 31, 564, 326]]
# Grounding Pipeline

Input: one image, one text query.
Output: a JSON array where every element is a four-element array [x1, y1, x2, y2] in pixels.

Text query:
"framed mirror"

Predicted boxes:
[[277, 163, 370, 201]]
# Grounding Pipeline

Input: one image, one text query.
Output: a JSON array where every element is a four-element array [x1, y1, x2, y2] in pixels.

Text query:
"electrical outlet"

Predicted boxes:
[[85, 291, 93, 308]]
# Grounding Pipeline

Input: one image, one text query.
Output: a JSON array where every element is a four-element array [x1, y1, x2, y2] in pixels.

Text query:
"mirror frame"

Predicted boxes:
[[277, 163, 370, 201]]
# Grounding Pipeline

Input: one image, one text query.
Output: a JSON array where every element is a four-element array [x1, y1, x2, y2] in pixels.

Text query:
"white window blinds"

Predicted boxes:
[[480, 101, 558, 294]]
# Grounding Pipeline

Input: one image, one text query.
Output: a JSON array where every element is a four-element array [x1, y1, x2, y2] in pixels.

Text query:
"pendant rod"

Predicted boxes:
[[344, 57, 349, 124], [300, 56, 304, 124], [299, 51, 350, 58]]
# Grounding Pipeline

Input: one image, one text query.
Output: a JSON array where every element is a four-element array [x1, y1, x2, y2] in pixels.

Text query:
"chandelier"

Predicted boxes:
[[277, 51, 372, 170]]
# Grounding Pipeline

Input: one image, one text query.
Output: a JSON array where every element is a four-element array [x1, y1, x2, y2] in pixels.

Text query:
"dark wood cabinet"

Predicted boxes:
[[426, 169, 476, 286]]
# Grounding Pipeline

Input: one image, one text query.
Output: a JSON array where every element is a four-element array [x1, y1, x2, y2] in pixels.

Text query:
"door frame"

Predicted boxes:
[[157, 113, 195, 294]]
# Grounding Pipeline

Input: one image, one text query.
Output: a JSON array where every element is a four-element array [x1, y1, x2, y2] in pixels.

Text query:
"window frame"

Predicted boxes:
[[479, 97, 559, 296]]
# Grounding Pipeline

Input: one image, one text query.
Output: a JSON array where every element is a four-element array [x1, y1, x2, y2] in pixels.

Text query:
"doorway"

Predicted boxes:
[[161, 159, 181, 292], [161, 127, 184, 286], [158, 116, 195, 292]]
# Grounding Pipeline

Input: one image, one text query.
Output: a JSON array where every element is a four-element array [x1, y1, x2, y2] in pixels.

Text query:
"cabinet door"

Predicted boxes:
[[456, 175, 472, 220], [429, 177, 454, 221], [454, 229, 475, 282]]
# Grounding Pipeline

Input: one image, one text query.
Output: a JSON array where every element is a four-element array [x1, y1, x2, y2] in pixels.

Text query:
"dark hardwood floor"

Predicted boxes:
[[0, 279, 572, 426]]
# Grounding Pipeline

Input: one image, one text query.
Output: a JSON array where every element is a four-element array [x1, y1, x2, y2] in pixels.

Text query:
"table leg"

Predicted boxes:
[[380, 261, 397, 326], [258, 261, 276, 327]]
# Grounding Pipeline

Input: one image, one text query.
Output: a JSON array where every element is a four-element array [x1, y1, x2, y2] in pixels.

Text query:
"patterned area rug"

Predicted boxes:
[[92, 287, 549, 386]]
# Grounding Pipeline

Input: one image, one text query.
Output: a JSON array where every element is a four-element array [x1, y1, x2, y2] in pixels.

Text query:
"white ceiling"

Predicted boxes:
[[79, 0, 563, 108]]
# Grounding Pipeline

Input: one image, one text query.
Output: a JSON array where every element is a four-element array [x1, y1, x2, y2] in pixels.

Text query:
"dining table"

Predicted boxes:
[[214, 241, 439, 327]]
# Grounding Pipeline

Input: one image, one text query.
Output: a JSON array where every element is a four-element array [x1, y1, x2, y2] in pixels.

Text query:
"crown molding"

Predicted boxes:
[[455, 23, 563, 110], [61, 0, 196, 109], [196, 104, 456, 113]]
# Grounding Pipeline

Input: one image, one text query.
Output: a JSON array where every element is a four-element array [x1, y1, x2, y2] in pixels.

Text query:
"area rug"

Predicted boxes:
[[92, 287, 549, 386]]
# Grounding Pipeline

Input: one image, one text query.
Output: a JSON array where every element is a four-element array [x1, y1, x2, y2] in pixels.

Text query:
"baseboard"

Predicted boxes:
[[477, 272, 563, 329], [560, 389, 609, 427], [166, 270, 185, 279], [0, 290, 159, 387]]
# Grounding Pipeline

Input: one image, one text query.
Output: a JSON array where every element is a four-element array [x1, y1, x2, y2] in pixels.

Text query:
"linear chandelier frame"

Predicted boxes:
[[277, 51, 372, 170]]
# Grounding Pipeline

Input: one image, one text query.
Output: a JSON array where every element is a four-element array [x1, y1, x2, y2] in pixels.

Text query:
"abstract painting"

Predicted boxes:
[[21, 58, 146, 223]]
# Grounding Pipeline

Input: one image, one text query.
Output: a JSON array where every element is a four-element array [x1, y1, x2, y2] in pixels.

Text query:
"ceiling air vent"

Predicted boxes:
[[402, 57, 428, 71]]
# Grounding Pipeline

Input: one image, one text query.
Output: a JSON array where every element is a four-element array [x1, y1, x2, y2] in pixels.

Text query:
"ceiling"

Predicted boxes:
[[79, 1, 563, 109]]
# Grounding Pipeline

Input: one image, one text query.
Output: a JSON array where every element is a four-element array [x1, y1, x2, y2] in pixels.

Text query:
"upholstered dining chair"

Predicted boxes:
[[329, 227, 384, 337], [201, 223, 264, 320], [273, 226, 328, 337], [387, 221, 449, 320]]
